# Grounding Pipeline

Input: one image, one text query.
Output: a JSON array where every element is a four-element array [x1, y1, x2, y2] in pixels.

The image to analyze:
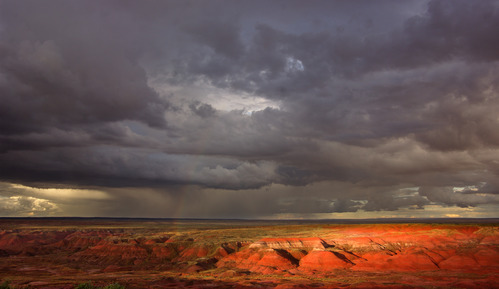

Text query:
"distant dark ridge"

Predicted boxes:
[[0, 217, 498, 224]]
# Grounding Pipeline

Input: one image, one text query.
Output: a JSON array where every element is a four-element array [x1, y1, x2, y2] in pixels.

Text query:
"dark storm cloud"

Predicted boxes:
[[0, 146, 278, 189], [1, 0, 499, 217], [173, 0, 499, 90], [0, 0, 169, 136]]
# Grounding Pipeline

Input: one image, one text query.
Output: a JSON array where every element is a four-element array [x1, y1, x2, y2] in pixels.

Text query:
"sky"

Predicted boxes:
[[1, 0, 499, 219]]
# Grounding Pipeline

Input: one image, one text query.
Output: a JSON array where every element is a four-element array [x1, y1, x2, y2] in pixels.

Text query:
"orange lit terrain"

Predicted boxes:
[[0, 218, 498, 288]]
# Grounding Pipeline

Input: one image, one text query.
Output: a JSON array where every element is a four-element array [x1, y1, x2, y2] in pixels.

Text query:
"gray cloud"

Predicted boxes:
[[0, 1, 169, 136], [0, 0, 498, 217], [419, 186, 499, 208]]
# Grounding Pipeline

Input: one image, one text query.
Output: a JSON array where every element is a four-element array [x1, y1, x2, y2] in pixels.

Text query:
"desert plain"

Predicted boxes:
[[0, 218, 498, 289]]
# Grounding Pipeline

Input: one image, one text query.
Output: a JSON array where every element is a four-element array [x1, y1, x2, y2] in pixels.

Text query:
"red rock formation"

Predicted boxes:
[[439, 255, 480, 270], [250, 237, 328, 249], [175, 245, 210, 261], [1, 222, 498, 289], [215, 246, 230, 257], [54, 231, 109, 251], [298, 250, 353, 272], [474, 248, 499, 267], [0, 233, 30, 253], [288, 249, 307, 261], [71, 243, 149, 265], [481, 235, 499, 244], [151, 245, 176, 259], [217, 248, 298, 273], [142, 236, 169, 245], [384, 252, 439, 271], [0, 231, 71, 255], [256, 249, 298, 269]]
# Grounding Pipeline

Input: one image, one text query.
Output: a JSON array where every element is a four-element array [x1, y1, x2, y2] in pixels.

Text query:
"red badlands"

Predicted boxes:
[[0, 219, 497, 288]]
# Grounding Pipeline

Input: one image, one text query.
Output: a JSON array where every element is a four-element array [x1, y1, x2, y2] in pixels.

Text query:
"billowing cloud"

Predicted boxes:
[[0, 0, 498, 218], [0, 196, 58, 216]]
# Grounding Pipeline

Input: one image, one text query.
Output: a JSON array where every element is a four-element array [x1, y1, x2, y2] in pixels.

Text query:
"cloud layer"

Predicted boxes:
[[0, 0, 498, 218]]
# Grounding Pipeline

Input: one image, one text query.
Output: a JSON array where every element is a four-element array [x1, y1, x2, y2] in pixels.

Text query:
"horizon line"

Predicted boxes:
[[1, 216, 498, 223]]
